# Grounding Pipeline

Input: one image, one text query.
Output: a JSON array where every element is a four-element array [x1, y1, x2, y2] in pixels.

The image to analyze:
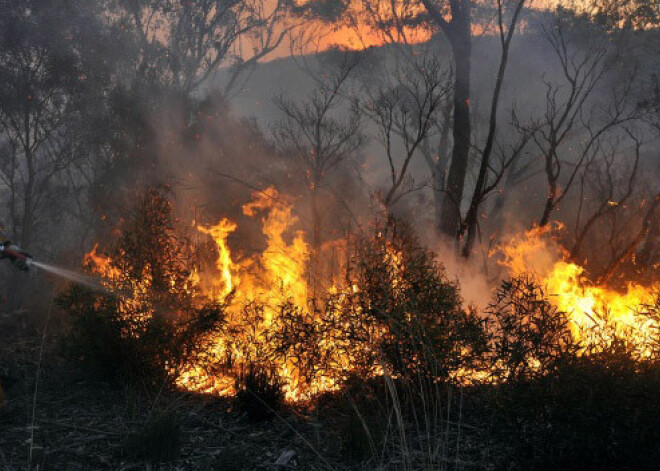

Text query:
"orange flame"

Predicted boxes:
[[500, 226, 660, 356], [197, 219, 237, 299]]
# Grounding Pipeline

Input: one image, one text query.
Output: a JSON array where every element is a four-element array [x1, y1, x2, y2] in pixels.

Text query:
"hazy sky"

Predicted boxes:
[[261, 0, 588, 61]]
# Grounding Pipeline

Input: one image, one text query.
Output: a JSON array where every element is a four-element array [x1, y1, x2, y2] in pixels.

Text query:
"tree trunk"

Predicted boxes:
[[433, 104, 452, 233], [439, 19, 472, 239], [538, 180, 556, 228]]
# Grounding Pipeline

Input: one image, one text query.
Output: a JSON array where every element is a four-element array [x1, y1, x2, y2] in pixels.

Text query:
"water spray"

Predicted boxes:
[[1, 240, 101, 290]]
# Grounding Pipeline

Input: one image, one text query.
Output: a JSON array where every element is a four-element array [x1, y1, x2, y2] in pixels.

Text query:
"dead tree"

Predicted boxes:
[[569, 130, 641, 263], [599, 192, 660, 284], [272, 56, 364, 292], [526, 16, 637, 228], [356, 0, 473, 236], [359, 53, 452, 208], [457, 0, 527, 258]]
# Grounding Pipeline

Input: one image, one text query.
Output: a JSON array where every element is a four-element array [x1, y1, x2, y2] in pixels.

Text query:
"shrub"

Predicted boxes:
[[342, 217, 488, 382], [58, 186, 226, 389], [486, 276, 579, 381], [234, 363, 284, 422], [485, 351, 660, 470]]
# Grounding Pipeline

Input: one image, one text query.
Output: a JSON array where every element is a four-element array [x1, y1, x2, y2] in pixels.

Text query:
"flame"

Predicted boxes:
[[500, 226, 660, 357], [241, 187, 309, 310], [197, 219, 237, 299], [177, 189, 401, 400], [87, 186, 660, 399]]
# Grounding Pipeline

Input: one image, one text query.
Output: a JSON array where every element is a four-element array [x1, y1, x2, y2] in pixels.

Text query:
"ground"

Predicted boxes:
[[0, 313, 481, 471], [0, 313, 343, 471]]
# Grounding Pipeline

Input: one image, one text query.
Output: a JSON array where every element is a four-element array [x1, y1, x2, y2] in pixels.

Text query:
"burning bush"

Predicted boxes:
[[486, 276, 579, 381], [342, 219, 488, 382], [59, 187, 226, 388], [63, 184, 493, 401]]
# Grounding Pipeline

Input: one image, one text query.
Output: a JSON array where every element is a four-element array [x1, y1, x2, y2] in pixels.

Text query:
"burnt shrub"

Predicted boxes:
[[58, 186, 226, 389], [234, 363, 284, 422]]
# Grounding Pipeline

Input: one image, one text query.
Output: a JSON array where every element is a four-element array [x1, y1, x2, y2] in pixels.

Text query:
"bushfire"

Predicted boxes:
[[84, 192, 660, 401], [85, 188, 385, 401], [500, 226, 660, 358]]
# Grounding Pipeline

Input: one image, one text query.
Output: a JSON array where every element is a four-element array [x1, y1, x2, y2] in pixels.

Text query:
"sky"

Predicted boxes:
[[262, 0, 590, 60]]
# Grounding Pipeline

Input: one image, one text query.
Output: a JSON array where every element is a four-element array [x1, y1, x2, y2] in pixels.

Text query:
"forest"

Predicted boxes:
[[1, 0, 660, 469]]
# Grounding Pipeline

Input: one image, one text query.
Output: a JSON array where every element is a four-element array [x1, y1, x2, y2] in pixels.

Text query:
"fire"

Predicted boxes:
[[241, 187, 309, 310], [86, 187, 361, 401], [172, 188, 316, 400], [85, 187, 660, 400], [197, 219, 237, 299], [500, 226, 660, 357], [84, 244, 156, 334]]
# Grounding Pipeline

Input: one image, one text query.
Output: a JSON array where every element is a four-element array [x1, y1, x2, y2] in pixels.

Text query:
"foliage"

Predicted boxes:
[[589, 0, 660, 30], [486, 276, 579, 381], [343, 218, 488, 381], [483, 352, 660, 471], [59, 187, 226, 388]]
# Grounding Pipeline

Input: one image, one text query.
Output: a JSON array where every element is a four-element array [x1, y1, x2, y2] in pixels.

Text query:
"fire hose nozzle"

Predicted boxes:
[[0, 241, 33, 271]]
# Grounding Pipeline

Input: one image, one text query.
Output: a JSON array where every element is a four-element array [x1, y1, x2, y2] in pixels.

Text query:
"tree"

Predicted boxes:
[[115, 0, 293, 96], [357, 51, 452, 208], [523, 14, 637, 229], [0, 0, 105, 251], [272, 55, 364, 291], [418, 0, 474, 238], [590, 0, 660, 30], [457, 0, 528, 257]]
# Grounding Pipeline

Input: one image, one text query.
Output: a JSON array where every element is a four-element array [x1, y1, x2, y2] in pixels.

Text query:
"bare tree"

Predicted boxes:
[[569, 131, 640, 262], [355, 0, 535, 247], [457, 0, 528, 258], [358, 52, 452, 208], [522, 16, 637, 228], [272, 56, 364, 291]]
